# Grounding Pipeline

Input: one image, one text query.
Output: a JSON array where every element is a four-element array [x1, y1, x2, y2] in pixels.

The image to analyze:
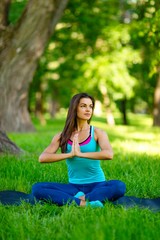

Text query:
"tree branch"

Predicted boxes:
[[50, 0, 69, 34]]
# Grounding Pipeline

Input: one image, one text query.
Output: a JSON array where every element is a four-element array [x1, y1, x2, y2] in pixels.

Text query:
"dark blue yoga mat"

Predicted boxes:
[[0, 191, 35, 205], [112, 196, 160, 213], [0, 190, 160, 212]]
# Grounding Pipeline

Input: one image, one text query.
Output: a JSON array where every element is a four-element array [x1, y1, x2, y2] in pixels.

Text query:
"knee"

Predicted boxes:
[[32, 182, 43, 197], [116, 181, 126, 196]]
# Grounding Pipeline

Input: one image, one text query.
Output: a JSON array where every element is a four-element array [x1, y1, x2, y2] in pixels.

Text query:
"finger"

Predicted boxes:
[[73, 135, 78, 145], [71, 141, 75, 156], [72, 138, 75, 149], [74, 134, 78, 141]]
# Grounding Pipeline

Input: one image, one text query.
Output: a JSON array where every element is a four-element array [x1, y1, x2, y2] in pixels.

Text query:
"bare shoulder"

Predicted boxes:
[[94, 127, 108, 141], [42, 132, 62, 154], [51, 132, 62, 143], [93, 126, 112, 152]]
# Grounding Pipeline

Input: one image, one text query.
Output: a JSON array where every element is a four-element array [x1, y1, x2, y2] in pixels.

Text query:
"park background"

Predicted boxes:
[[0, 0, 160, 240]]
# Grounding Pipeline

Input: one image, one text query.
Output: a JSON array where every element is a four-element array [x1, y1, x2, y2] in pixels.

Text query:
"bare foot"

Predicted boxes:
[[80, 200, 87, 206], [79, 195, 85, 201]]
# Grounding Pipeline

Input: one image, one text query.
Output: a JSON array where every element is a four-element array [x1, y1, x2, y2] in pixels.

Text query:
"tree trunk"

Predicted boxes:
[[49, 100, 60, 118], [103, 93, 115, 125], [0, 130, 22, 154], [0, 0, 11, 27], [153, 67, 160, 126], [0, 0, 69, 132], [35, 91, 46, 125], [121, 97, 128, 125]]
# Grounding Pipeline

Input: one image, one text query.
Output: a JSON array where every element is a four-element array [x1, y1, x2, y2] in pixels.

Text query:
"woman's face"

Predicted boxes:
[[77, 98, 94, 121]]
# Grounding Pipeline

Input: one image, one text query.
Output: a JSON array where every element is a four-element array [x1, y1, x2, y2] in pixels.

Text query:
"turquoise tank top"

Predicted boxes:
[[66, 126, 106, 184]]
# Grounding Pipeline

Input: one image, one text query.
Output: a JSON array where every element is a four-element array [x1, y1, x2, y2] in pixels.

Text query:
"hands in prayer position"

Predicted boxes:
[[71, 134, 81, 157]]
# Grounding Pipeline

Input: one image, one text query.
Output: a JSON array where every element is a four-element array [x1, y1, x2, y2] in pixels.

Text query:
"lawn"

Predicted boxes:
[[0, 114, 160, 240]]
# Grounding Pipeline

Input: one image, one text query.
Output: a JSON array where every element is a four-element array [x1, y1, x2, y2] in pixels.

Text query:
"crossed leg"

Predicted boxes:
[[31, 182, 81, 206], [83, 180, 126, 202], [31, 180, 126, 206]]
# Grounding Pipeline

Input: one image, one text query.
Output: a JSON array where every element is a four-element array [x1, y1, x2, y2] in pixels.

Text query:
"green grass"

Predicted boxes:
[[0, 114, 160, 240]]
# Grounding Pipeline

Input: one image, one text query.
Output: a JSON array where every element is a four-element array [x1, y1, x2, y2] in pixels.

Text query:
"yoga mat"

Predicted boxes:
[[0, 190, 160, 212], [0, 191, 35, 206], [112, 196, 160, 213]]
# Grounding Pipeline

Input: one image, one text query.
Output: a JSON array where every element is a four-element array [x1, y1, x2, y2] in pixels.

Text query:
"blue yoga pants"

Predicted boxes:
[[31, 180, 126, 206]]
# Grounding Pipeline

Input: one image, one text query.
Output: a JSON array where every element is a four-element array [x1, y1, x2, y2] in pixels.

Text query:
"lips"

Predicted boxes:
[[84, 113, 91, 117]]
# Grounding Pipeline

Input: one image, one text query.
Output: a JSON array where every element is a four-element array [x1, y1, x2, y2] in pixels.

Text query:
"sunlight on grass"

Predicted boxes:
[[113, 140, 159, 156], [92, 114, 159, 157]]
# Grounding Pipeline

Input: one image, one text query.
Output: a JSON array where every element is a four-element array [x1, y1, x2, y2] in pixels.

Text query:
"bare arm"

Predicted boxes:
[[39, 133, 72, 163], [72, 128, 113, 160]]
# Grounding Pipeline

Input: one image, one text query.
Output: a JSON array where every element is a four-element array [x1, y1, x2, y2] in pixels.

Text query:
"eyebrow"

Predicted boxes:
[[80, 103, 93, 106]]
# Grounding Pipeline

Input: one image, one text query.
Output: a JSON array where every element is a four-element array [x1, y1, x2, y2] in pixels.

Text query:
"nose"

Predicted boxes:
[[86, 106, 91, 112]]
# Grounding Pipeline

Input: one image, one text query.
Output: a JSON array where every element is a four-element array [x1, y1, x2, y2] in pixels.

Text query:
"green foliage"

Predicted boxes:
[[8, 0, 160, 121], [29, 0, 141, 115], [81, 24, 140, 101], [0, 115, 160, 240], [129, 0, 160, 111]]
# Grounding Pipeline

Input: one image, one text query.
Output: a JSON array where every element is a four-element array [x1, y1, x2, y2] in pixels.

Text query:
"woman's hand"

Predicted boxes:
[[71, 133, 81, 157]]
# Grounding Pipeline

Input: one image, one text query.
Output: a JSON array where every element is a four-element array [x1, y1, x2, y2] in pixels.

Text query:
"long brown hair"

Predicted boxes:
[[60, 93, 95, 153]]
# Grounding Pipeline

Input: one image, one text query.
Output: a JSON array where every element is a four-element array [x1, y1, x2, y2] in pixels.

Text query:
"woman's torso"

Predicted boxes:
[[66, 126, 106, 184]]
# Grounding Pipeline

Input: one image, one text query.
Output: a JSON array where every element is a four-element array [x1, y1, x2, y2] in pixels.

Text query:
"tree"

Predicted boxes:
[[0, 0, 69, 132], [0, 130, 22, 154], [129, 0, 160, 126], [29, 0, 139, 125]]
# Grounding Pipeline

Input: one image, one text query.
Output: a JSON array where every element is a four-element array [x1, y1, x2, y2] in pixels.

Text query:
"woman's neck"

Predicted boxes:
[[76, 122, 90, 132]]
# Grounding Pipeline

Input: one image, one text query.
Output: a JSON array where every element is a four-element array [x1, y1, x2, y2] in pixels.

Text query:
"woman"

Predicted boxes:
[[32, 93, 126, 207]]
